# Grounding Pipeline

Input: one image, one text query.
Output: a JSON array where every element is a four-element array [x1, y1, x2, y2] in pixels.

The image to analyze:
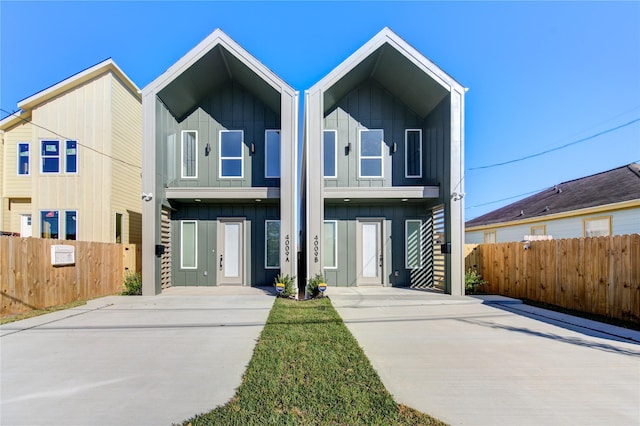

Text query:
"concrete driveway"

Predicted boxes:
[[1, 287, 275, 426], [329, 287, 640, 426]]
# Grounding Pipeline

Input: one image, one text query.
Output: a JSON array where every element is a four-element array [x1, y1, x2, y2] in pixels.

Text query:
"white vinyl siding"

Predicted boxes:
[[405, 129, 422, 178], [181, 130, 197, 178], [265, 220, 280, 268], [181, 221, 197, 269], [405, 220, 422, 269], [359, 129, 383, 178], [219, 130, 243, 178], [323, 130, 337, 178], [323, 220, 337, 269]]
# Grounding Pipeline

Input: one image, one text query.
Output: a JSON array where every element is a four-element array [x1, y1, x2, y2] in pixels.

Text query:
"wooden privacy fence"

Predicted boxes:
[[1, 237, 139, 317], [465, 234, 640, 323]]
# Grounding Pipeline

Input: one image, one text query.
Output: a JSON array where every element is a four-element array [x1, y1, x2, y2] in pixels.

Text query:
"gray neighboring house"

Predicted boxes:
[[303, 28, 466, 294], [466, 162, 640, 243], [141, 29, 298, 294]]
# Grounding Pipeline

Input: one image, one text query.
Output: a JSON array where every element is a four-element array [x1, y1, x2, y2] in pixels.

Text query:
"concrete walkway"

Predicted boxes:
[[0, 287, 275, 426], [329, 287, 640, 426]]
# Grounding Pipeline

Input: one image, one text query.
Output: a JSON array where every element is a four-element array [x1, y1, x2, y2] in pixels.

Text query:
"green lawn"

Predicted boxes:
[[0, 300, 87, 325], [183, 297, 446, 425]]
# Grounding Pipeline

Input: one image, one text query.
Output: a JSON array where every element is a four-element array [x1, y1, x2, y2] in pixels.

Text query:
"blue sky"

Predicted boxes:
[[1, 1, 639, 220]]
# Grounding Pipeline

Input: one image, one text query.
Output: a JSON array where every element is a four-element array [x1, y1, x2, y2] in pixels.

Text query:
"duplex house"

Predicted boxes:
[[466, 162, 640, 243], [0, 59, 142, 243], [141, 29, 298, 294], [303, 28, 466, 295]]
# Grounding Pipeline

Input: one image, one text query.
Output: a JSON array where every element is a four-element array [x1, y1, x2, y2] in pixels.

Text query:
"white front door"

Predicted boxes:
[[217, 219, 244, 285], [357, 219, 383, 285], [20, 214, 32, 237]]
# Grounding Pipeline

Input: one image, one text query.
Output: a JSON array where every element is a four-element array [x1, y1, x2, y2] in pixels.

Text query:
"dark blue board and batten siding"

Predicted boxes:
[[156, 80, 281, 189], [171, 203, 280, 287]]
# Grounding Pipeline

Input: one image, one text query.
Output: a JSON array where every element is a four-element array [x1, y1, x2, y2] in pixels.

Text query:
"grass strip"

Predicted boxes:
[[184, 297, 446, 425], [0, 300, 87, 325]]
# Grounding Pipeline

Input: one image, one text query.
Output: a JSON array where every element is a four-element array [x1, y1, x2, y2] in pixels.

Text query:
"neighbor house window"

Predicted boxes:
[[323, 220, 337, 268], [265, 130, 280, 178], [530, 225, 546, 236], [405, 129, 422, 178], [359, 129, 383, 178], [181, 221, 197, 269], [406, 220, 422, 269], [323, 130, 337, 178], [219, 130, 243, 178], [41, 210, 59, 239], [265, 220, 280, 268], [484, 231, 496, 243], [17, 143, 30, 175], [65, 211, 77, 240], [65, 140, 78, 173], [584, 217, 611, 237], [41, 140, 60, 173], [181, 130, 197, 178], [115, 212, 123, 244]]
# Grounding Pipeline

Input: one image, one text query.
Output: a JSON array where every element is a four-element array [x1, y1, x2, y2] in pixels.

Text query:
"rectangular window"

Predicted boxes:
[[65, 140, 77, 173], [115, 212, 123, 244], [41, 140, 60, 173], [265, 130, 281, 178], [65, 211, 77, 240], [359, 129, 383, 178], [323, 220, 337, 268], [405, 129, 422, 178], [181, 130, 197, 178], [181, 221, 197, 269], [219, 130, 243, 178], [530, 225, 546, 236], [323, 130, 337, 178], [17, 143, 30, 175], [406, 220, 422, 268], [265, 220, 280, 268], [41, 210, 59, 239], [584, 217, 611, 237], [484, 231, 496, 244]]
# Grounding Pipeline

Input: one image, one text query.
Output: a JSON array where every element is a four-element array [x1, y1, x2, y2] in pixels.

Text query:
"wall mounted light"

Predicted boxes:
[[251, 143, 255, 154], [391, 142, 397, 153], [346, 143, 352, 154], [451, 192, 465, 201], [141, 192, 153, 201], [205, 143, 211, 156]]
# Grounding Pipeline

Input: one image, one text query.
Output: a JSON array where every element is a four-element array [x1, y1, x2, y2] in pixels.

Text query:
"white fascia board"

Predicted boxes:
[[18, 59, 140, 111], [323, 186, 439, 200], [165, 187, 281, 200]]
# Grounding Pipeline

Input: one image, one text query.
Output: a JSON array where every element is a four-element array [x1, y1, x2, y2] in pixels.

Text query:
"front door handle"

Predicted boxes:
[[219, 254, 223, 270], [379, 254, 383, 267]]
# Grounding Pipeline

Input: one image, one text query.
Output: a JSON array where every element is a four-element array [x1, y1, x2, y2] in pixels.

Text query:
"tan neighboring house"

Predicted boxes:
[[0, 59, 142, 243], [465, 163, 640, 243]]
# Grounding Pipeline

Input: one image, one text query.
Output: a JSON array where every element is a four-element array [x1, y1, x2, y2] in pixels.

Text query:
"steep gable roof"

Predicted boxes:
[[466, 163, 640, 228]]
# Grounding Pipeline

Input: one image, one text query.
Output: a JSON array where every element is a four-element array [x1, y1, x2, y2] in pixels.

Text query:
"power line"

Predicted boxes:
[[468, 117, 640, 171], [0, 108, 142, 171], [465, 187, 547, 210]]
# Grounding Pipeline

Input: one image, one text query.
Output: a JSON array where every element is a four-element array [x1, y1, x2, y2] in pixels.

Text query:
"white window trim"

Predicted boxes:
[[323, 129, 337, 178], [180, 220, 198, 269], [41, 140, 60, 174], [65, 210, 78, 240], [219, 130, 244, 179], [323, 220, 338, 269], [405, 129, 422, 178], [114, 211, 124, 244], [181, 130, 198, 179], [64, 140, 78, 174], [264, 220, 280, 269], [40, 210, 60, 239], [265, 129, 281, 179], [358, 129, 384, 179], [405, 219, 423, 269], [17, 142, 30, 176]]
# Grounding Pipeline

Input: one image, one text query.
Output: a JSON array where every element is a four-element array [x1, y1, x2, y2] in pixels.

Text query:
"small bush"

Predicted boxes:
[[274, 273, 296, 298], [122, 271, 142, 295], [307, 273, 326, 299], [465, 269, 487, 295]]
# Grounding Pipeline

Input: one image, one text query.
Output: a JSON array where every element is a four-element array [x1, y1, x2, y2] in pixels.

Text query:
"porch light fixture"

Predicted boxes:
[[255, 199, 262, 202], [141, 192, 153, 201], [401, 198, 408, 202], [391, 142, 397, 153], [346, 142, 352, 154], [451, 192, 464, 201], [205, 143, 211, 156], [343, 198, 350, 202], [194, 199, 201, 202], [251, 143, 255, 154]]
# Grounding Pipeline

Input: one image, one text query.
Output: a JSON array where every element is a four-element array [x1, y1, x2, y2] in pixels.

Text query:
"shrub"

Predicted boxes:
[[307, 273, 326, 299], [465, 269, 487, 295], [122, 271, 142, 295], [274, 273, 296, 298]]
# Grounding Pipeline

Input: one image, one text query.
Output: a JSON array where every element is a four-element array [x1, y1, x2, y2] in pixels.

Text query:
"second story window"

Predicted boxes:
[[220, 130, 243, 178], [405, 129, 422, 178], [181, 130, 197, 178], [265, 130, 280, 178], [17, 142, 30, 175], [66, 140, 78, 173], [41, 140, 60, 173], [359, 129, 383, 178], [323, 130, 337, 178]]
